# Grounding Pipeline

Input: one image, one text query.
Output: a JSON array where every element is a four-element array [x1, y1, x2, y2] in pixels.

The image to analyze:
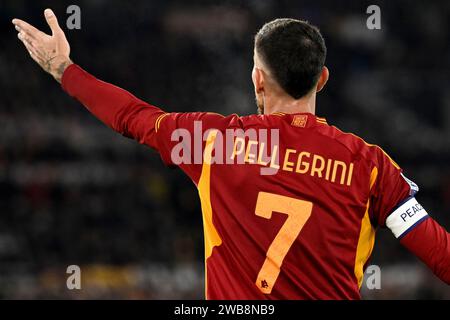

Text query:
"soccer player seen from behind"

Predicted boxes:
[[12, 9, 450, 299]]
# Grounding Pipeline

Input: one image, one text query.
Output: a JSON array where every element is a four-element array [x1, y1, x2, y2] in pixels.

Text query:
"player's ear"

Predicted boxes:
[[316, 66, 329, 93], [252, 67, 265, 94]]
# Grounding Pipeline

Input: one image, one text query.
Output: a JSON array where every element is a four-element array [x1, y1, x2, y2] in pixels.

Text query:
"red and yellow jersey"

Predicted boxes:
[[152, 111, 415, 299], [63, 64, 450, 299]]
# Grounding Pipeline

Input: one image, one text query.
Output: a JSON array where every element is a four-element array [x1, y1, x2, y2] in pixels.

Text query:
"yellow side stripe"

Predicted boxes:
[[197, 130, 223, 299], [354, 167, 378, 288]]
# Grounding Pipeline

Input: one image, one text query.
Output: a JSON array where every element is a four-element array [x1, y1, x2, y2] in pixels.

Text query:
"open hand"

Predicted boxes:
[[12, 9, 73, 83]]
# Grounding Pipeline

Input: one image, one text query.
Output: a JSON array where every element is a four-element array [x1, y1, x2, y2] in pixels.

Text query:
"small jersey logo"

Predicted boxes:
[[261, 279, 269, 289], [291, 115, 308, 128], [401, 173, 419, 196]]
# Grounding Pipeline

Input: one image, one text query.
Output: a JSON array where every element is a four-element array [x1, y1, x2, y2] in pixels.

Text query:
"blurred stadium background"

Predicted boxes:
[[0, 0, 449, 299]]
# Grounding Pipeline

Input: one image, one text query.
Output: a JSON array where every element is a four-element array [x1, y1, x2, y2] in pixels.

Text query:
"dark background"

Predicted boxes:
[[0, 0, 449, 299]]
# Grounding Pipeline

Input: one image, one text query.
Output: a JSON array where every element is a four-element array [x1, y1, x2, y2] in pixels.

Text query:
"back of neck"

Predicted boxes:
[[265, 92, 316, 115]]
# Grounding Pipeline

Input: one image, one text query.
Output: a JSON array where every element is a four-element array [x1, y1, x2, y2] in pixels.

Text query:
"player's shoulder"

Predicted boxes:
[[184, 111, 311, 128], [196, 112, 281, 129], [320, 123, 399, 168], [238, 112, 298, 128], [164, 111, 243, 129]]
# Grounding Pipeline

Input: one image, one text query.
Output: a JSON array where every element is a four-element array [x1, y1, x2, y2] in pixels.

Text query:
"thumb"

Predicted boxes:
[[44, 9, 62, 35]]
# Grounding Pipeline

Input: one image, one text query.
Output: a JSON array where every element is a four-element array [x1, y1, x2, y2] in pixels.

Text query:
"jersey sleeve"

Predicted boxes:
[[61, 63, 166, 148], [61, 64, 240, 184], [400, 217, 450, 284], [368, 147, 423, 235]]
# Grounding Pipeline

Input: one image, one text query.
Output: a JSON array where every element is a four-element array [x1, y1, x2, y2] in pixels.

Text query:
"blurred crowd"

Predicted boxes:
[[0, 0, 449, 299]]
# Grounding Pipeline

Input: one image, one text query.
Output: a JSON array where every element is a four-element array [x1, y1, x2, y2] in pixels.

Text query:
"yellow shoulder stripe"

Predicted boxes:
[[206, 112, 226, 117], [155, 113, 169, 133], [338, 130, 400, 170]]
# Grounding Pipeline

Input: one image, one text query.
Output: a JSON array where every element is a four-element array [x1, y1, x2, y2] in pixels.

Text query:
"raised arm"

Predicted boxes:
[[12, 9, 166, 147], [11, 9, 233, 179]]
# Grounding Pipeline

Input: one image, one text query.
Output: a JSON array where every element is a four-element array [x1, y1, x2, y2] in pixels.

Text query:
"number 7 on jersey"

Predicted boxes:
[[255, 192, 313, 294]]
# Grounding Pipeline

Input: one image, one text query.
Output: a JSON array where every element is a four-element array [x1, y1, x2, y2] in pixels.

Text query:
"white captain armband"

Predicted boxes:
[[386, 197, 429, 239]]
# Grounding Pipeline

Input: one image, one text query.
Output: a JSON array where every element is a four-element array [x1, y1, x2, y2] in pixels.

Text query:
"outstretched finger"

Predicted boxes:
[[12, 19, 44, 40], [29, 49, 44, 66], [44, 9, 63, 36], [18, 33, 42, 62]]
